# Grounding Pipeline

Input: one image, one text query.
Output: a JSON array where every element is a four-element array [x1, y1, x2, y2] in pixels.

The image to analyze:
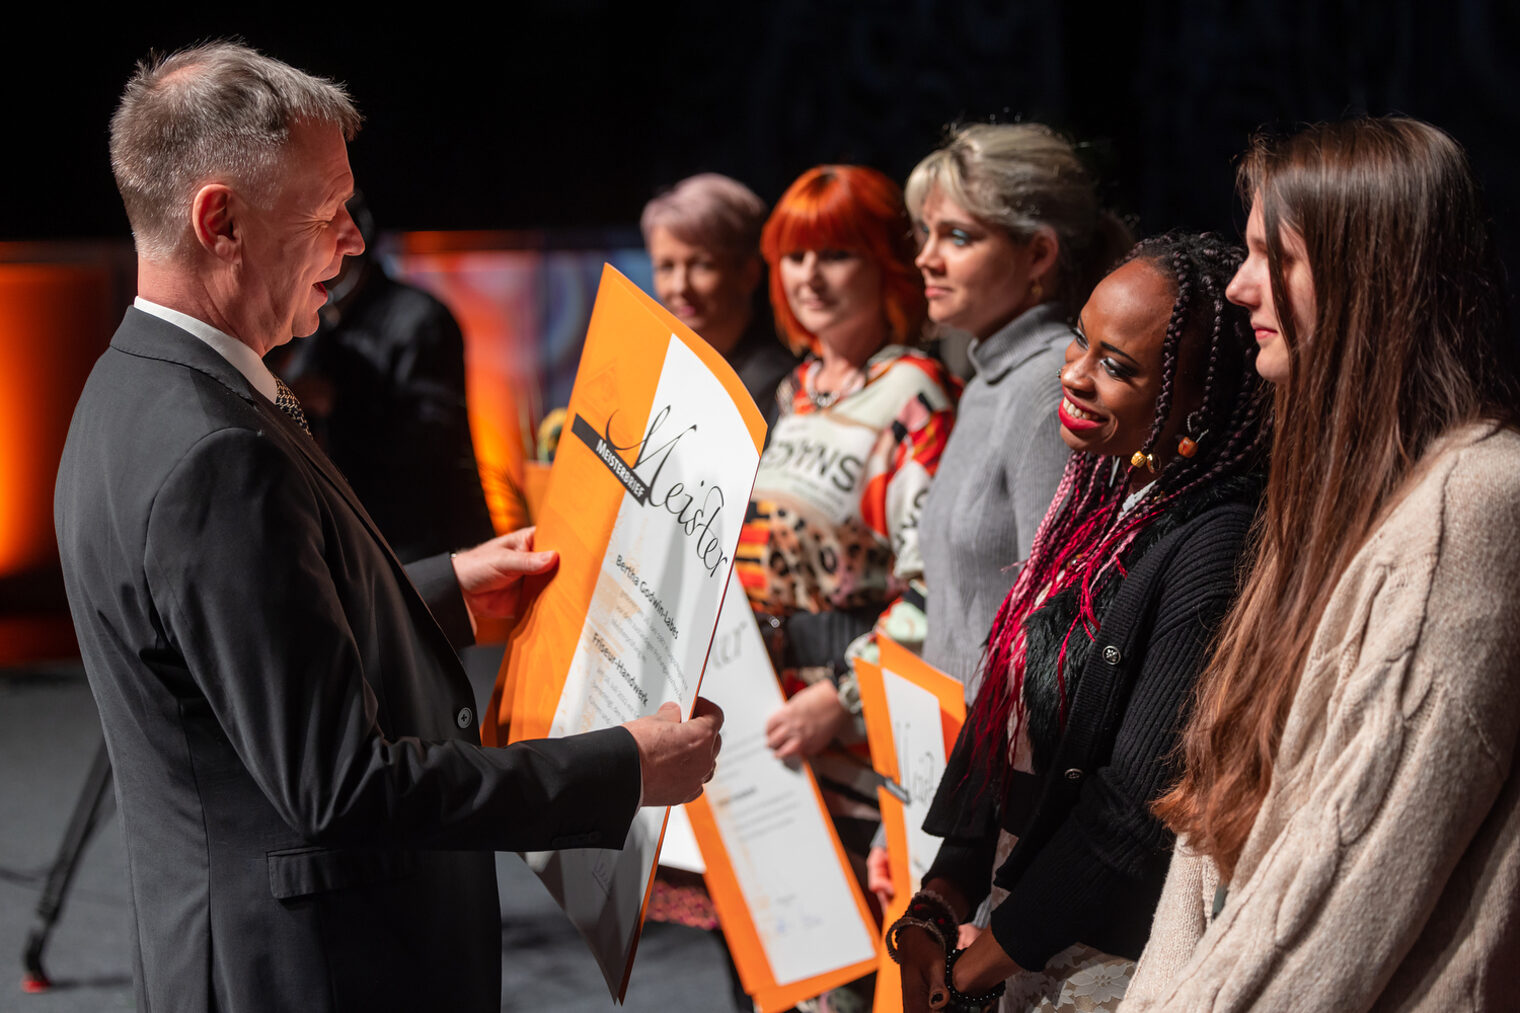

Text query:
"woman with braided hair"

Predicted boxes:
[[889, 232, 1270, 1012]]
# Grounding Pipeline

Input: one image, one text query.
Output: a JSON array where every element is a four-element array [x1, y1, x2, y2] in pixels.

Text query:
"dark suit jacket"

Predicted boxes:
[[54, 308, 640, 1013]]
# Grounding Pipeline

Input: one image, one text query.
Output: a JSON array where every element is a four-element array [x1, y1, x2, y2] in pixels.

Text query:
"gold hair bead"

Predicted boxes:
[[1130, 450, 1156, 471]]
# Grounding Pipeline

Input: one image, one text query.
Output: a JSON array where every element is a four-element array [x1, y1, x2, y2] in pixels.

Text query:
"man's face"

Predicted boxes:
[[235, 121, 363, 350]]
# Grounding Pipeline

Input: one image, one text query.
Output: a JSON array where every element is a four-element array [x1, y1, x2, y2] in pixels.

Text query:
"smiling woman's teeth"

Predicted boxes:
[[1064, 398, 1096, 421]]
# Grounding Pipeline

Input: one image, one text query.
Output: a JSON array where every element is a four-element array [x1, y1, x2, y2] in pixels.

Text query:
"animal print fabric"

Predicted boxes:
[[737, 346, 957, 619]]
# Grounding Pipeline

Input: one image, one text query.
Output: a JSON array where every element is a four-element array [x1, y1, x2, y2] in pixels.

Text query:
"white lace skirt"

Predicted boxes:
[[999, 943, 1133, 1012]]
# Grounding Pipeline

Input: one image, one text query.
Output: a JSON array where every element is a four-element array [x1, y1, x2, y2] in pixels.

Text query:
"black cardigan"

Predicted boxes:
[[922, 496, 1256, 970]]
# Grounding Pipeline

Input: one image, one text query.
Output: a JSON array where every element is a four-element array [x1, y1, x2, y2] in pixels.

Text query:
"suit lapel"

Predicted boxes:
[[252, 396, 392, 552], [249, 391, 465, 663], [115, 310, 391, 550]]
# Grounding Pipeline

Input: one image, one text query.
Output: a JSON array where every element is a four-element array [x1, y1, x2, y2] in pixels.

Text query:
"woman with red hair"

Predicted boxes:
[[735, 165, 957, 878]]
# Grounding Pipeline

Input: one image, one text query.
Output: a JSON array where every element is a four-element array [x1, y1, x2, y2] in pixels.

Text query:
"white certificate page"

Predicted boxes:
[[880, 668, 950, 889], [698, 569, 878, 986], [525, 335, 759, 994]]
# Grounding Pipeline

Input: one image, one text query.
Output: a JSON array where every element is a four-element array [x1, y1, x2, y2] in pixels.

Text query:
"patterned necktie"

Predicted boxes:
[[273, 377, 311, 436]]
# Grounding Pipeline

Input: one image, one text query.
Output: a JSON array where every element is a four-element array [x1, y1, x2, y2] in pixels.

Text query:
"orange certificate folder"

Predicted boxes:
[[856, 638, 967, 1013], [685, 570, 881, 1013], [483, 264, 765, 999]]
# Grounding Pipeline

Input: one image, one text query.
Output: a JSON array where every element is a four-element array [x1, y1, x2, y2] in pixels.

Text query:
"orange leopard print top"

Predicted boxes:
[[737, 346, 958, 619]]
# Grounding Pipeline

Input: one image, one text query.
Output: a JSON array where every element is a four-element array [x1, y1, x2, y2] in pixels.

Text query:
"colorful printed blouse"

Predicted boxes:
[[737, 345, 958, 619]]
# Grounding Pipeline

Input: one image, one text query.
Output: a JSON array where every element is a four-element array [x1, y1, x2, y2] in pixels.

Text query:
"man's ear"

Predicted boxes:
[[191, 184, 239, 261]]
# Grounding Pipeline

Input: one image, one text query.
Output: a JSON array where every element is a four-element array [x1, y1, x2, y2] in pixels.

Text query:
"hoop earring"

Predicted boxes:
[[1177, 411, 1208, 459]]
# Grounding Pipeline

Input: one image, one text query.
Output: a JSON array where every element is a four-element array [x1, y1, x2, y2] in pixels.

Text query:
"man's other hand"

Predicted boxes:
[[624, 699, 723, 807], [451, 527, 558, 630]]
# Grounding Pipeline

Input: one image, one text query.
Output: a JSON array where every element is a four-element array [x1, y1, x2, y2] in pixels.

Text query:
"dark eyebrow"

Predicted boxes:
[[1100, 342, 1140, 365], [1074, 316, 1140, 365]]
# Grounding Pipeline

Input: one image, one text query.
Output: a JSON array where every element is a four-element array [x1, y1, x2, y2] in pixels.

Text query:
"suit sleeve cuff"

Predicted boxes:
[[552, 725, 641, 847], [405, 552, 474, 648]]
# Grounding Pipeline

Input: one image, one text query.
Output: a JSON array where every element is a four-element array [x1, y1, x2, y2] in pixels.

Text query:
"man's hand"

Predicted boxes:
[[623, 698, 724, 807], [765, 679, 849, 759], [451, 527, 558, 632]]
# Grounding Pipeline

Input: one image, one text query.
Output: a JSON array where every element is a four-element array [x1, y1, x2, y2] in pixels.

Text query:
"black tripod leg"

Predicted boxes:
[[20, 739, 114, 994]]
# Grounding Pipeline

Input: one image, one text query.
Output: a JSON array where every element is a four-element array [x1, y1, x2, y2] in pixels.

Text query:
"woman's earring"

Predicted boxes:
[[1030, 279, 1044, 304], [1177, 412, 1208, 459], [1130, 450, 1156, 472]]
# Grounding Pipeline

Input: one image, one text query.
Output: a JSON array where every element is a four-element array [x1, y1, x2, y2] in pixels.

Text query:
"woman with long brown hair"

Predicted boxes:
[[1128, 118, 1520, 1009]]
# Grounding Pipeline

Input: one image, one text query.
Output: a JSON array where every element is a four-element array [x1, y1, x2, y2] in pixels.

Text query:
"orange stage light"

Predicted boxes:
[[0, 262, 114, 576]]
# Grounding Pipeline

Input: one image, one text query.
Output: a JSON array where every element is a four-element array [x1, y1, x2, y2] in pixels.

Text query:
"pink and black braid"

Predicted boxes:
[[1111, 232, 1271, 529]]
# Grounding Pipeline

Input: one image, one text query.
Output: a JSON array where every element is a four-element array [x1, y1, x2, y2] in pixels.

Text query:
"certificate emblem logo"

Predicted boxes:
[[571, 406, 733, 577]]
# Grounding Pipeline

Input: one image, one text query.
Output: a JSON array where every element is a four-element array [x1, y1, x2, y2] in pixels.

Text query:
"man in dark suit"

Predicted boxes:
[[54, 42, 721, 1012]]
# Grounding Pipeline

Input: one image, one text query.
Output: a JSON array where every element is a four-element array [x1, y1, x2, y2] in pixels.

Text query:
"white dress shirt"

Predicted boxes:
[[133, 296, 279, 403]]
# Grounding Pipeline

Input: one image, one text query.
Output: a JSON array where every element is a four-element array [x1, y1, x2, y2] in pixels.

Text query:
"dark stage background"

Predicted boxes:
[[2, 11, 1513, 1002], [6, 2, 1519, 261], [3, 2, 1518, 658]]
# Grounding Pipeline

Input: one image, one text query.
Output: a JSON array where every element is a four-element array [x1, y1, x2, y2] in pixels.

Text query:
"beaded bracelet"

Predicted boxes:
[[885, 915, 945, 962], [910, 888, 958, 929], [884, 889, 959, 963], [939, 946, 1006, 1012]]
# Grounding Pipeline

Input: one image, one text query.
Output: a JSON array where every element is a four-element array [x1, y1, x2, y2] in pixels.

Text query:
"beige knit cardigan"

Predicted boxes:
[[1123, 423, 1520, 1011]]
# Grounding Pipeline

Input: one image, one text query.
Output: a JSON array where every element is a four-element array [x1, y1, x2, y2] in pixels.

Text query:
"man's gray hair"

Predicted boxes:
[[110, 41, 362, 262]]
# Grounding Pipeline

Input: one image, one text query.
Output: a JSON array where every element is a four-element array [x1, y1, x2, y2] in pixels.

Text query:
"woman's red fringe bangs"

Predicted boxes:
[[767, 180, 878, 258]]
